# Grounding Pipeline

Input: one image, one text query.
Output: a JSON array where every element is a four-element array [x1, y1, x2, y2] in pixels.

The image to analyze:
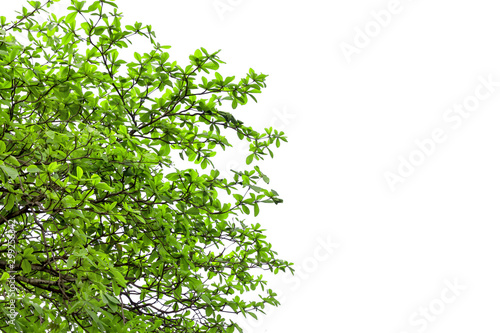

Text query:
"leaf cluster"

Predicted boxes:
[[0, 1, 292, 332]]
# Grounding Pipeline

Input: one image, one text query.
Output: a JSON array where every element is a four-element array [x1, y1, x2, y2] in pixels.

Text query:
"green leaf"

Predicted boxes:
[[254, 204, 260, 217], [76, 166, 83, 179], [110, 268, 127, 287], [67, 301, 82, 314], [248, 312, 258, 320], [103, 292, 120, 305], [65, 12, 77, 24], [200, 294, 211, 305], [205, 306, 213, 317], [5, 194, 15, 211], [134, 52, 141, 62], [0, 165, 18, 180], [228, 302, 238, 312], [6, 156, 20, 167], [31, 302, 43, 315], [0, 272, 9, 282], [186, 207, 199, 215], [47, 162, 59, 173], [26, 165, 42, 173], [112, 280, 121, 296], [21, 260, 32, 274], [95, 183, 113, 191], [94, 26, 107, 35], [46, 130, 55, 139]]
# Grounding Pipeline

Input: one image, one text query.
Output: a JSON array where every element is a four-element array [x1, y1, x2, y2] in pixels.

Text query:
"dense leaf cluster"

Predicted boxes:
[[0, 0, 292, 332]]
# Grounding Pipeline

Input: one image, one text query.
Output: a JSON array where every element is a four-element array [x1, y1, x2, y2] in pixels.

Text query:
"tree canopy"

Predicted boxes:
[[0, 0, 292, 332]]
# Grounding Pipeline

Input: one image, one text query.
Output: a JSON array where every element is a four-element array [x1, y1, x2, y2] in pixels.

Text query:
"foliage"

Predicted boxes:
[[0, 0, 292, 331]]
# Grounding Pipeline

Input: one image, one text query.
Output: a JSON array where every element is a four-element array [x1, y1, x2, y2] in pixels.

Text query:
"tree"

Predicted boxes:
[[0, 0, 293, 331]]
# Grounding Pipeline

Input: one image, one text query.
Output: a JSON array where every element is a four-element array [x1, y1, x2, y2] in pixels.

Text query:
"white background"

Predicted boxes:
[[4, 0, 500, 332]]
